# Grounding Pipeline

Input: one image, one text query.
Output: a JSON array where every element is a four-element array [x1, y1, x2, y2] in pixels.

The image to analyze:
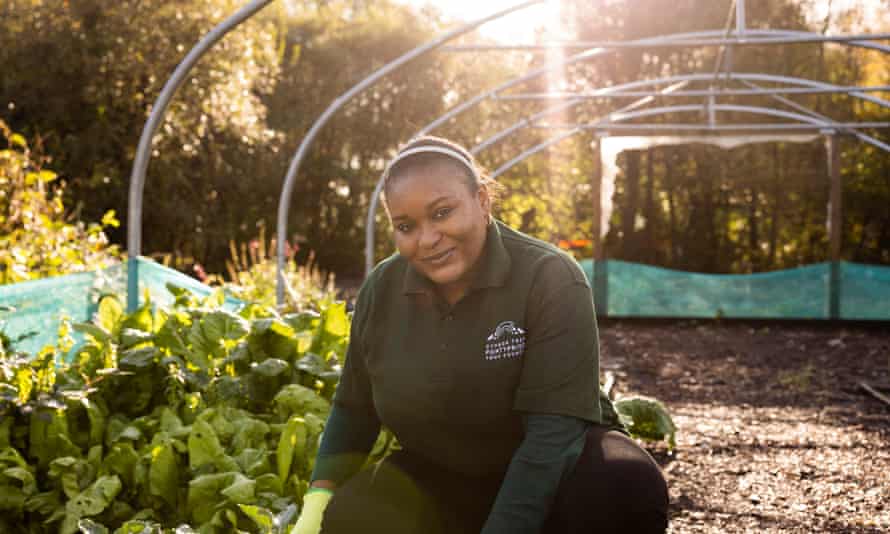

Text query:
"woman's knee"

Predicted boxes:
[[545, 427, 669, 533]]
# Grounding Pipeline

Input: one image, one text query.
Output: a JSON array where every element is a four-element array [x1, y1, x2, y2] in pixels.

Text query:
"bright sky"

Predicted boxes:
[[398, 0, 567, 42], [398, 0, 888, 42]]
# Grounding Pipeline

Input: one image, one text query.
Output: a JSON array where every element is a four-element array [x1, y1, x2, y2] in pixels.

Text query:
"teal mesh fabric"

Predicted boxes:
[[578, 260, 890, 320], [840, 262, 890, 320], [0, 257, 239, 355]]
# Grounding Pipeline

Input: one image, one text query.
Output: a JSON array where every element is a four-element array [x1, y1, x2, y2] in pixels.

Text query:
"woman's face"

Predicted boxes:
[[386, 161, 490, 303]]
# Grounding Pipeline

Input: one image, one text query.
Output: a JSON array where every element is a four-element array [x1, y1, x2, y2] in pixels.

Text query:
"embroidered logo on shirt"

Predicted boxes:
[[484, 321, 526, 361]]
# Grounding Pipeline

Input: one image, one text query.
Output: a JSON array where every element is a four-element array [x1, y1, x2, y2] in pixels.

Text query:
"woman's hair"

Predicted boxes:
[[381, 136, 502, 208]]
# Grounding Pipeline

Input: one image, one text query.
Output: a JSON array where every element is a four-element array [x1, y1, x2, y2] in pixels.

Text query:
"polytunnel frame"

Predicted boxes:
[[124, 0, 890, 312]]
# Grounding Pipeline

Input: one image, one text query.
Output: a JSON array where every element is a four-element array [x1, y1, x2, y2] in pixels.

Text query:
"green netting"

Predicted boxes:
[[0, 257, 239, 355], [579, 260, 890, 320], [840, 262, 890, 320]]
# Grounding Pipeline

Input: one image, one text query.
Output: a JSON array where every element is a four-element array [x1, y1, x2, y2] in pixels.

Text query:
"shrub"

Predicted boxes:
[[0, 121, 120, 285]]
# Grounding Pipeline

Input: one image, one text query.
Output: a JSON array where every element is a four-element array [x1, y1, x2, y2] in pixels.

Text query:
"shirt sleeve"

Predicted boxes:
[[312, 279, 382, 485], [513, 256, 602, 423], [311, 401, 381, 485], [480, 414, 589, 534], [332, 278, 376, 416]]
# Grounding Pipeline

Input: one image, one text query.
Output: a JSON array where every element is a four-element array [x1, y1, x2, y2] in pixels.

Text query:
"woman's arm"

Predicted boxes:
[[310, 401, 381, 487], [480, 413, 588, 534]]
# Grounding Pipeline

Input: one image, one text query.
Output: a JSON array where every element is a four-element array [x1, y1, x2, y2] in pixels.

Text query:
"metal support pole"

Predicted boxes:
[[826, 132, 842, 319], [591, 136, 607, 318], [126, 0, 274, 312]]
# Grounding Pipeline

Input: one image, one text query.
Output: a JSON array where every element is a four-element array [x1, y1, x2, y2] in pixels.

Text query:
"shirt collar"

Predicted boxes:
[[402, 219, 512, 295]]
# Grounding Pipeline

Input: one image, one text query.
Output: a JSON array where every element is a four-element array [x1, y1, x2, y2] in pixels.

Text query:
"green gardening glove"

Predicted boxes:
[[290, 488, 334, 534]]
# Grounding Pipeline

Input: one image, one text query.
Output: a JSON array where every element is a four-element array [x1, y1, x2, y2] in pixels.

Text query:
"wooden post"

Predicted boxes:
[[826, 133, 841, 319], [591, 136, 608, 318]]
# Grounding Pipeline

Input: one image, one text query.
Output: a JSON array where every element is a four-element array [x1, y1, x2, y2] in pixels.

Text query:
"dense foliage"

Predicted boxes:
[[0, 121, 120, 285], [2, 0, 884, 276], [0, 289, 397, 533]]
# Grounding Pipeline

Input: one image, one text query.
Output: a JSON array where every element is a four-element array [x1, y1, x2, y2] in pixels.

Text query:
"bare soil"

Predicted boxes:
[[599, 320, 890, 534]]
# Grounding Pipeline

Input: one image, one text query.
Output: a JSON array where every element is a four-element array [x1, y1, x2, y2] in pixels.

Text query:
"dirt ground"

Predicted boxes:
[[599, 320, 890, 534]]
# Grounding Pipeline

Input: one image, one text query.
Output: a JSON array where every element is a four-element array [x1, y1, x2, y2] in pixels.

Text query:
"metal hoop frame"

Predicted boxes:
[[123, 0, 889, 310]]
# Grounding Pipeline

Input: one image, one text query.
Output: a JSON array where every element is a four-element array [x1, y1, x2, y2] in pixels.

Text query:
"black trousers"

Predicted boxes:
[[321, 426, 669, 533]]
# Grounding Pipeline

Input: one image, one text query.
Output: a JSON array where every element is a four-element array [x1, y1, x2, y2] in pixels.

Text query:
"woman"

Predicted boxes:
[[291, 136, 669, 534]]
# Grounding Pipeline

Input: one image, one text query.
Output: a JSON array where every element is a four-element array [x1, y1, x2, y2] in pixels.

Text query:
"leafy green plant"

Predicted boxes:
[[0, 121, 121, 285], [614, 396, 677, 452], [0, 286, 397, 533]]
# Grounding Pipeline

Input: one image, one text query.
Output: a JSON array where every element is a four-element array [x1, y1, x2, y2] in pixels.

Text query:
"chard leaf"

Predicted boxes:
[[231, 417, 270, 454], [120, 328, 154, 349], [237, 504, 275, 531], [119, 347, 160, 370], [272, 384, 330, 420], [148, 442, 179, 508], [119, 303, 154, 336], [187, 472, 235, 525], [234, 448, 270, 478], [253, 473, 283, 496], [103, 443, 140, 489], [322, 301, 349, 338], [73, 323, 111, 344], [64, 475, 122, 528], [220, 472, 256, 504], [251, 358, 289, 378], [188, 419, 238, 472], [276, 416, 306, 485], [294, 353, 326, 376], [97, 296, 124, 335], [202, 311, 249, 344], [25, 489, 61, 515], [0, 484, 27, 511], [77, 518, 110, 534], [614, 396, 677, 451]]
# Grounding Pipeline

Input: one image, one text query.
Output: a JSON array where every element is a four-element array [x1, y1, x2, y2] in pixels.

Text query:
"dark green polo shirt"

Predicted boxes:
[[335, 220, 604, 476]]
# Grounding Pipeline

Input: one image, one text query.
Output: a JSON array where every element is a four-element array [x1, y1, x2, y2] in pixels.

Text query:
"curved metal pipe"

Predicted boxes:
[[277, 1, 546, 306], [442, 31, 890, 53], [363, 25, 890, 275], [126, 0, 274, 311]]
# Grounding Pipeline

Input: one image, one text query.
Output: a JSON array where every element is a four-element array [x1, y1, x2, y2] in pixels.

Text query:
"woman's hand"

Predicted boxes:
[[290, 488, 334, 534]]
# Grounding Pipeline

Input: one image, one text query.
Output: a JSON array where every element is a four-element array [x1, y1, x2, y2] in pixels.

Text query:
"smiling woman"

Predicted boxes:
[[287, 136, 669, 534], [382, 138, 494, 305]]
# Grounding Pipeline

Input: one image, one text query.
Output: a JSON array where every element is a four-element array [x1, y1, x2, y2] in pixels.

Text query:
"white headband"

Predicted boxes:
[[385, 145, 477, 180]]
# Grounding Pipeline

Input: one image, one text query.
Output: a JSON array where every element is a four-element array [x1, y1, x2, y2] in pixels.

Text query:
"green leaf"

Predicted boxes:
[[149, 442, 179, 508], [220, 473, 256, 504], [119, 346, 160, 370], [202, 310, 249, 343], [65, 475, 122, 519], [237, 504, 275, 531], [614, 396, 677, 451], [322, 301, 348, 338], [97, 296, 124, 334], [73, 323, 111, 344], [103, 443, 140, 489], [251, 358, 289, 378], [273, 384, 330, 420], [294, 353, 326, 376], [276, 416, 306, 485], [25, 490, 62, 515], [188, 419, 238, 472], [120, 328, 154, 349], [187, 472, 235, 525], [77, 518, 110, 534]]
